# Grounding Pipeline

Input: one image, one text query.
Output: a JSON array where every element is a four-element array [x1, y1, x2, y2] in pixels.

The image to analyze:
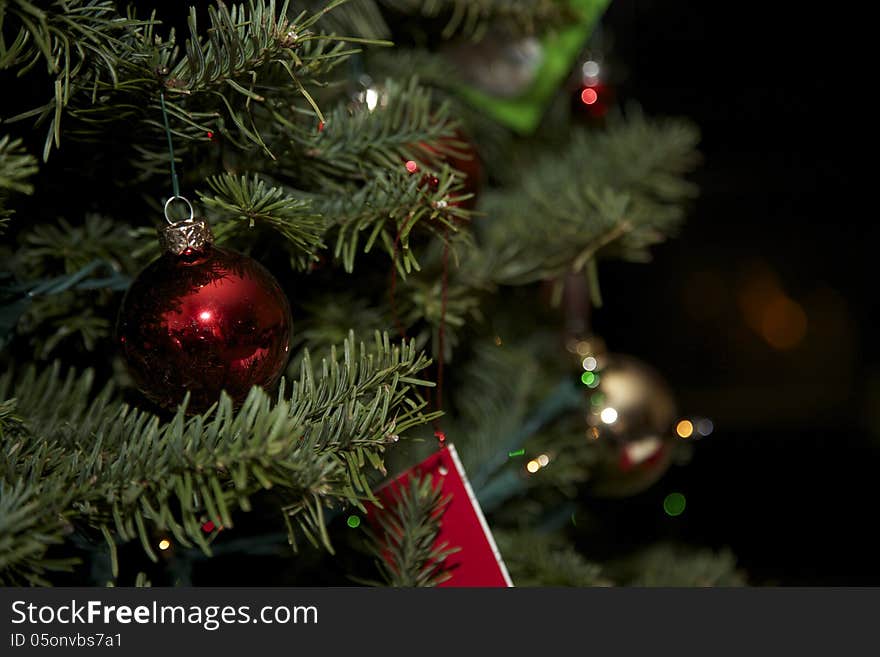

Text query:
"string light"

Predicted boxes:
[[158, 539, 171, 551], [526, 460, 540, 473], [582, 356, 598, 371], [581, 371, 596, 386], [600, 407, 618, 424], [675, 419, 694, 438], [405, 160, 419, 174], [537, 454, 550, 467], [346, 515, 361, 528]]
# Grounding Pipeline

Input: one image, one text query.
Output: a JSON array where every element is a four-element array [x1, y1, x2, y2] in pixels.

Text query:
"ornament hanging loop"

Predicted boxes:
[[164, 195, 194, 225]]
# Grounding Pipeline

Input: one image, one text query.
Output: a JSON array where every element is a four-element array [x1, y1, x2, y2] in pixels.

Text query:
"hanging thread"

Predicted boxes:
[[159, 91, 181, 200]]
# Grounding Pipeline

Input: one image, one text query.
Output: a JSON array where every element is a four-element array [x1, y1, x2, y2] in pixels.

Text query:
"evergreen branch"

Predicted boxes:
[[493, 530, 603, 587], [0, 134, 38, 233], [478, 114, 700, 285], [0, 478, 79, 586], [283, 77, 457, 184], [0, 332, 435, 582], [13, 214, 142, 277], [0, 135, 39, 195], [199, 173, 325, 261], [610, 543, 746, 587], [303, 0, 390, 39], [313, 168, 470, 273], [363, 472, 458, 586], [0, 0, 150, 159]]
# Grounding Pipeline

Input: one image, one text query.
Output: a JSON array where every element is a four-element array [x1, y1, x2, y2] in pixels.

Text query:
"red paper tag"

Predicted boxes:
[[369, 444, 513, 587]]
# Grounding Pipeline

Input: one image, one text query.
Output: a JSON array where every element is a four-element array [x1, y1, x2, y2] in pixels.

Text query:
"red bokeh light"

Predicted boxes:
[[580, 88, 599, 105]]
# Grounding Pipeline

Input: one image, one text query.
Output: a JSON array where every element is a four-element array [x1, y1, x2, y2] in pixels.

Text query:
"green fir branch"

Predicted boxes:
[[479, 113, 700, 285], [199, 173, 325, 263], [283, 77, 457, 184], [314, 168, 470, 273], [0, 332, 436, 583], [363, 472, 459, 586], [494, 530, 603, 587]]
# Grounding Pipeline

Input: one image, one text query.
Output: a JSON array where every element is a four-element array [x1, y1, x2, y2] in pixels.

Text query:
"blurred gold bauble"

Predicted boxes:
[[583, 353, 677, 498]]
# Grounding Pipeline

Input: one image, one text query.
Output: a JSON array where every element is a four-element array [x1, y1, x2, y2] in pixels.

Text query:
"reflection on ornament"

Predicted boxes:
[[584, 353, 677, 498], [444, 35, 544, 98]]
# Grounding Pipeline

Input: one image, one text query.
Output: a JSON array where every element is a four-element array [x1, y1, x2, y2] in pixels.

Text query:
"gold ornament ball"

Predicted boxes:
[[584, 354, 677, 498]]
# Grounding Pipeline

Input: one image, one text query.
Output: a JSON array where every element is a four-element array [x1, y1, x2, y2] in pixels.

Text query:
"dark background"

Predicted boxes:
[[591, 1, 876, 583]]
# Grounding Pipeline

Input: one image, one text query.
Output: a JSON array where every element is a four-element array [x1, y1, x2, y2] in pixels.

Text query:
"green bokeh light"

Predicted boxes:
[[663, 492, 686, 517], [346, 515, 361, 528], [581, 371, 596, 386]]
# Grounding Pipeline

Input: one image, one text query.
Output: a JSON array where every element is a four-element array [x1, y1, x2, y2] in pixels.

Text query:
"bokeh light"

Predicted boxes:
[[526, 460, 540, 473], [676, 419, 694, 438], [663, 492, 686, 517], [537, 454, 550, 467], [696, 418, 714, 436], [761, 296, 807, 350], [581, 371, 596, 386], [158, 539, 171, 551], [582, 60, 601, 79], [582, 356, 598, 371], [405, 160, 418, 173], [347, 515, 361, 528], [600, 407, 618, 424], [580, 88, 598, 105]]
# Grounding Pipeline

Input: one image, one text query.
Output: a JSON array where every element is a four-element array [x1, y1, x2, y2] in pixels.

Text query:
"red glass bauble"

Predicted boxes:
[[117, 246, 292, 413]]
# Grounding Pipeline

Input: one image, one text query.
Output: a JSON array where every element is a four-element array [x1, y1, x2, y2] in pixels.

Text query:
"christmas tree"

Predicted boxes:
[[0, 0, 741, 587]]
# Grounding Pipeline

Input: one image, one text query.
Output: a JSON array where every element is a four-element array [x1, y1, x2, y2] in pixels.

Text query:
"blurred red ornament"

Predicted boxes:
[[407, 132, 483, 210], [117, 216, 292, 414]]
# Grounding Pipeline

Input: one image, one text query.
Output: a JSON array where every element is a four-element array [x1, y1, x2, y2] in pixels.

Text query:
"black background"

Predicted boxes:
[[592, 1, 876, 583]]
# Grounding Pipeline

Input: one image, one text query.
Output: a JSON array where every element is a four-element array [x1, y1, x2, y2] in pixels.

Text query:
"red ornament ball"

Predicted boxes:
[[118, 243, 292, 414]]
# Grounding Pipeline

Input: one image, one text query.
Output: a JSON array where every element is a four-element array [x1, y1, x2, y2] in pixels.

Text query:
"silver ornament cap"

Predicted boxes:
[[158, 196, 214, 255]]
